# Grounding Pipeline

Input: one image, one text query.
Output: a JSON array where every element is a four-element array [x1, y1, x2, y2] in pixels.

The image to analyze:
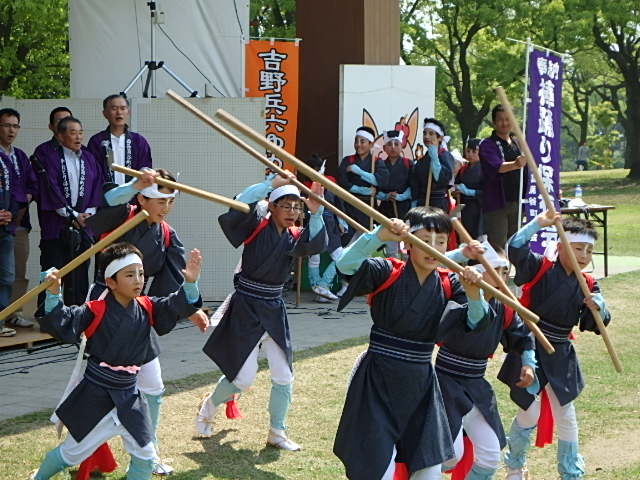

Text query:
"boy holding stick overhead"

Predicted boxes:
[[197, 171, 327, 451], [338, 126, 389, 241], [31, 242, 203, 480], [436, 244, 537, 480], [333, 206, 488, 480], [499, 211, 611, 480]]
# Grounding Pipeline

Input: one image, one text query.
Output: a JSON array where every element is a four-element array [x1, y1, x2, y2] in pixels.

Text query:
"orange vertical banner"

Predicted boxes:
[[245, 39, 300, 170]]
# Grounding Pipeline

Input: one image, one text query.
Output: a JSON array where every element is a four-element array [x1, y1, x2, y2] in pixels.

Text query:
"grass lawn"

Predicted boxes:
[[560, 169, 640, 256], [1, 269, 639, 479]]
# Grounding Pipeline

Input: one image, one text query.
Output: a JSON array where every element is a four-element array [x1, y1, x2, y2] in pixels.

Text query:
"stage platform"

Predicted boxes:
[[0, 324, 53, 350]]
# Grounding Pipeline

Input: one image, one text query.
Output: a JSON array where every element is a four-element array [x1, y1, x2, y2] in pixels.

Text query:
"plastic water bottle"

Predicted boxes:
[[575, 184, 583, 199]]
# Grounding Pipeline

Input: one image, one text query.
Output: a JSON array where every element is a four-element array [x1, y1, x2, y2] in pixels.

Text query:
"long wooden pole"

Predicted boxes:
[[425, 165, 433, 206], [0, 210, 150, 322], [111, 164, 250, 214], [165, 89, 367, 234], [451, 218, 554, 354], [214, 108, 540, 324], [370, 155, 376, 230], [496, 86, 622, 372]]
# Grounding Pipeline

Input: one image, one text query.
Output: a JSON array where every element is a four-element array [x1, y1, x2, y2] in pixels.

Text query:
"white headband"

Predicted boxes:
[[474, 241, 509, 273], [104, 253, 143, 279], [566, 233, 595, 245], [383, 130, 404, 145], [424, 121, 451, 150], [269, 184, 301, 203], [355, 129, 374, 143], [408, 223, 431, 234], [140, 183, 177, 199]]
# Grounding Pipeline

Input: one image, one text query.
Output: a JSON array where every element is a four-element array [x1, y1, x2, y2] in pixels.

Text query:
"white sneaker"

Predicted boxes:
[[267, 428, 301, 451], [195, 392, 218, 437], [336, 283, 348, 298], [0, 326, 16, 337], [7, 314, 34, 328], [505, 467, 529, 480], [153, 461, 174, 475], [311, 285, 338, 301], [313, 295, 331, 304]]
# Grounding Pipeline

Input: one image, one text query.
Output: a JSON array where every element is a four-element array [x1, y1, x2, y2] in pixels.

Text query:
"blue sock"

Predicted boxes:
[[308, 265, 321, 287], [504, 418, 535, 469], [557, 439, 585, 479], [126, 455, 154, 480], [269, 381, 292, 431], [143, 392, 163, 447], [34, 446, 69, 480], [466, 463, 497, 480], [319, 261, 337, 288], [211, 376, 241, 406]]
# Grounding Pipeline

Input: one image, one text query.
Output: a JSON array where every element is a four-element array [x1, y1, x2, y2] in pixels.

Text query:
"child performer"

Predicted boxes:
[[333, 206, 489, 480], [499, 211, 611, 480], [32, 243, 203, 480], [197, 171, 327, 451], [410, 118, 454, 212], [455, 138, 484, 239], [83, 168, 208, 475], [338, 126, 389, 242], [306, 158, 349, 302], [376, 129, 413, 258], [436, 245, 537, 480]]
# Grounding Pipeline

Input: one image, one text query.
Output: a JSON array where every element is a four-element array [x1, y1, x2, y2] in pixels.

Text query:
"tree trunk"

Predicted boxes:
[[625, 83, 640, 178]]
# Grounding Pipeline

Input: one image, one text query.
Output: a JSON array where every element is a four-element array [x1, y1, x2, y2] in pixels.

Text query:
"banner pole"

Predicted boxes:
[[517, 38, 532, 229]]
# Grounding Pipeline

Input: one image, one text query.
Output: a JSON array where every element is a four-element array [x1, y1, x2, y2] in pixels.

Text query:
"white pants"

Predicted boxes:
[[232, 332, 293, 390], [451, 406, 502, 470], [308, 247, 345, 268], [381, 446, 442, 480], [515, 384, 579, 442], [59, 409, 156, 465], [136, 357, 164, 396]]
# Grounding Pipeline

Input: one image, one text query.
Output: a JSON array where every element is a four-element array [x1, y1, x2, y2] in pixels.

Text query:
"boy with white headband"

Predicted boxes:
[[338, 126, 389, 241], [410, 118, 454, 212], [197, 171, 326, 451], [32, 242, 203, 480], [436, 243, 537, 480], [80, 168, 209, 475], [499, 211, 611, 480], [377, 129, 413, 258], [333, 206, 488, 480]]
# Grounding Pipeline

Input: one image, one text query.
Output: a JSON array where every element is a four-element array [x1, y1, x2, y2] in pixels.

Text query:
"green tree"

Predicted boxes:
[[249, 0, 296, 38], [401, 0, 530, 148], [0, 0, 69, 99]]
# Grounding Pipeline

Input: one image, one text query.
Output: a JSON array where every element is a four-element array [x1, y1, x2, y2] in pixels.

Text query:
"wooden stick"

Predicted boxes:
[[392, 199, 399, 219], [214, 108, 540, 324], [425, 165, 433, 206], [0, 210, 150, 322], [451, 218, 554, 354], [165, 89, 367, 234], [111, 164, 250, 214], [370, 154, 376, 230], [496, 86, 622, 372]]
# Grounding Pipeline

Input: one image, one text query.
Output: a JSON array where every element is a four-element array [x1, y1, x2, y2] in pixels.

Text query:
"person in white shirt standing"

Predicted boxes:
[[87, 94, 153, 185]]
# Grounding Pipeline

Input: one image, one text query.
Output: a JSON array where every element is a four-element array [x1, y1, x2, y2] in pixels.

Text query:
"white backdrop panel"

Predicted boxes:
[[69, 0, 248, 98], [339, 65, 436, 162], [0, 96, 265, 301]]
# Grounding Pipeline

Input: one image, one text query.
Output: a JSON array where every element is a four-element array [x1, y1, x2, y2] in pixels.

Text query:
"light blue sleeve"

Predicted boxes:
[[457, 183, 477, 197], [395, 187, 412, 202], [336, 225, 384, 275], [446, 246, 469, 265], [308, 207, 325, 238], [236, 175, 275, 203], [510, 217, 542, 248], [592, 292, 607, 313], [466, 295, 489, 329], [182, 281, 200, 304], [428, 145, 442, 181], [349, 164, 378, 186], [105, 179, 138, 206], [337, 217, 348, 231], [376, 191, 388, 201], [350, 185, 372, 196], [45, 291, 63, 314], [521, 349, 540, 394]]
